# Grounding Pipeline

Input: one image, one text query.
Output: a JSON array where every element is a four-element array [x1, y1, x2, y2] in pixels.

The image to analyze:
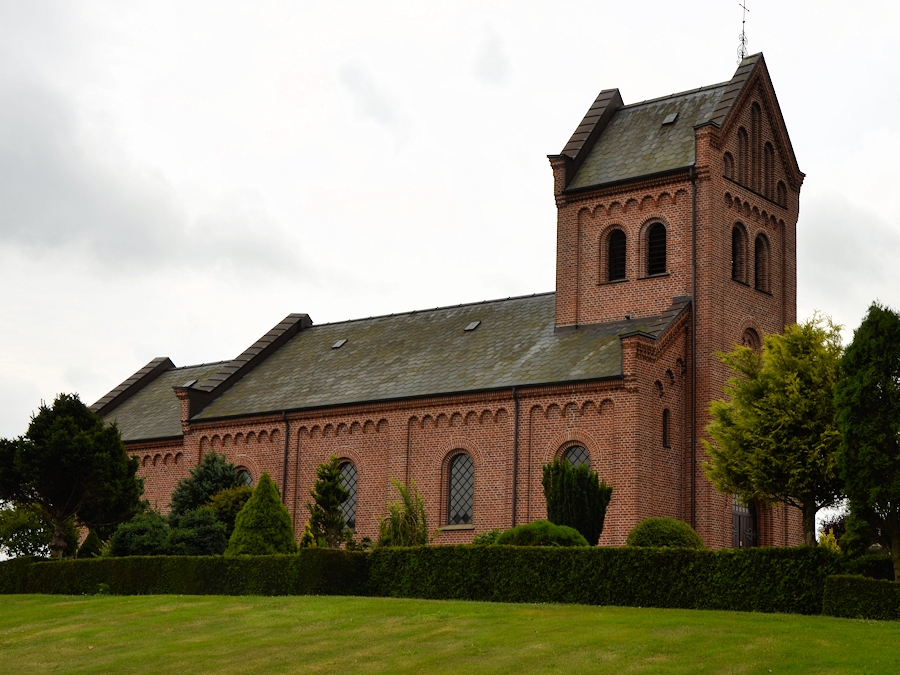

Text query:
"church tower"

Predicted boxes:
[[549, 54, 804, 547]]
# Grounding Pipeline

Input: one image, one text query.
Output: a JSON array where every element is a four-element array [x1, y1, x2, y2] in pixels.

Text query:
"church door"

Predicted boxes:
[[732, 496, 757, 548]]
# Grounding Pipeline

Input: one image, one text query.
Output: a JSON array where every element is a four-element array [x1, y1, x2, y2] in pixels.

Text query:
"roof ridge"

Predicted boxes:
[[620, 80, 730, 110], [171, 360, 231, 371]]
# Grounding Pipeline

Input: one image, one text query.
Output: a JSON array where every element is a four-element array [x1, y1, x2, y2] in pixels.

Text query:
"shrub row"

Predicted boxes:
[[823, 575, 900, 621], [0, 546, 881, 618]]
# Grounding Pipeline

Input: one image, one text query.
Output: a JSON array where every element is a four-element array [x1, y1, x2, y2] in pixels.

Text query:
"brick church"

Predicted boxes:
[[92, 53, 804, 548]]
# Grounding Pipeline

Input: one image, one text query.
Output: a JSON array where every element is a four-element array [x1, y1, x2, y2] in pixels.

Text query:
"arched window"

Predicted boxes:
[[732, 495, 757, 548], [731, 225, 746, 282], [607, 229, 626, 281], [777, 181, 787, 207], [647, 223, 666, 276], [237, 468, 253, 486], [764, 143, 775, 199], [563, 445, 590, 468], [754, 234, 770, 292], [448, 453, 474, 525], [662, 409, 670, 447], [737, 127, 749, 185], [751, 103, 762, 190], [742, 327, 761, 351], [723, 152, 734, 180], [338, 461, 358, 530]]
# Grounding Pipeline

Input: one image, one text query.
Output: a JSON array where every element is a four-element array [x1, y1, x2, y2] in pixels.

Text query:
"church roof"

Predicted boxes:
[[99, 294, 689, 441]]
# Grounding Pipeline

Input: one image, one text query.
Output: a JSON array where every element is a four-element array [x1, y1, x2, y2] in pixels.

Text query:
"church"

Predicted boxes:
[[92, 53, 804, 549]]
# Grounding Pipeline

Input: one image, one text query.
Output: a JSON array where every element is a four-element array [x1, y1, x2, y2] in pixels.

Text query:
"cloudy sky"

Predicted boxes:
[[0, 0, 897, 438]]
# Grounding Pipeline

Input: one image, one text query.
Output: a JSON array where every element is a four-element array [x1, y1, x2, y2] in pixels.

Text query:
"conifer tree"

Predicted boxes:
[[306, 456, 350, 548], [169, 451, 244, 517], [542, 459, 612, 546], [226, 473, 296, 555]]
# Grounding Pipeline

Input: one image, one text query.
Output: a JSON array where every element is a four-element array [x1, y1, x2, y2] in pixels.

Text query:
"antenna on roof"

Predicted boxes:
[[737, 1, 750, 64]]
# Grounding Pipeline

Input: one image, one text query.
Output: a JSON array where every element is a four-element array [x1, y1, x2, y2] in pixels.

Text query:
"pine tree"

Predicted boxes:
[[169, 451, 244, 517], [306, 456, 350, 549], [542, 459, 612, 546], [225, 473, 296, 555]]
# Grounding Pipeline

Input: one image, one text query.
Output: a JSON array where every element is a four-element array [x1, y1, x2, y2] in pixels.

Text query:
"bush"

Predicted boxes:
[[108, 512, 170, 557], [376, 479, 429, 548], [0, 556, 37, 593], [471, 529, 502, 546], [495, 520, 588, 547], [169, 451, 245, 517], [626, 517, 705, 549], [76, 530, 103, 559], [207, 486, 253, 537], [823, 575, 900, 621], [168, 508, 228, 556], [306, 457, 350, 548], [542, 460, 612, 545], [226, 473, 296, 556]]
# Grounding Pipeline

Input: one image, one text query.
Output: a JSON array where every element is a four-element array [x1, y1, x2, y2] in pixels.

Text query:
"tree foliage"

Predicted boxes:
[[108, 512, 171, 557], [169, 451, 244, 517], [376, 479, 429, 548], [306, 456, 350, 549], [626, 517, 705, 549], [168, 507, 228, 556], [703, 315, 843, 545], [541, 459, 612, 546], [835, 302, 900, 579], [0, 394, 144, 557], [206, 486, 253, 538], [495, 520, 589, 547], [226, 473, 296, 555], [76, 529, 104, 559], [0, 502, 78, 558]]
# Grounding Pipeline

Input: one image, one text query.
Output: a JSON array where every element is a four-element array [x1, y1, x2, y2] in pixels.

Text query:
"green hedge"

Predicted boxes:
[[2, 549, 367, 596], [0, 556, 37, 594], [823, 575, 900, 621], [366, 545, 842, 615]]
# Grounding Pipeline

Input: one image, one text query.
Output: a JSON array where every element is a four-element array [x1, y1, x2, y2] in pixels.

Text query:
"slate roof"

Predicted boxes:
[[194, 293, 687, 421], [102, 362, 225, 442], [567, 83, 728, 190]]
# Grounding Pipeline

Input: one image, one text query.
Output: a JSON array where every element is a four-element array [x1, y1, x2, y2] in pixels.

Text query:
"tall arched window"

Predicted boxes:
[[751, 103, 762, 191], [662, 409, 670, 447], [448, 453, 474, 525], [607, 229, 626, 281], [723, 152, 734, 180], [732, 495, 757, 548], [563, 445, 590, 468], [754, 234, 770, 292], [764, 143, 775, 199], [737, 127, 749, 185], [339, 461, 358, 530], [647, 223, 666, 276], [731, 225, 746, 282], [777, 181, 787, 207]]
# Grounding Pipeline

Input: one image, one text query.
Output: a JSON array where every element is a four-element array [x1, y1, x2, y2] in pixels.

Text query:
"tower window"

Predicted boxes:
[[662, 409, 670, 448], [647, 223, 666, 276], [723, 152, 734, 180], [754, 234, 770, 292], [731, 225, 746, 283], [607, 229, 626, 281], [448, 453, 474, 525]]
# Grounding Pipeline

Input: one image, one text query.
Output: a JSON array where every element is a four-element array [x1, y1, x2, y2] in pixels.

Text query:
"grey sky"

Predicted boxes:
[[1, 0, 898, 438]]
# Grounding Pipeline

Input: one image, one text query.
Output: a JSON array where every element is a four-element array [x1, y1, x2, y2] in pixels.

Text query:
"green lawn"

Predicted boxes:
[[0, 595, 896, 674]]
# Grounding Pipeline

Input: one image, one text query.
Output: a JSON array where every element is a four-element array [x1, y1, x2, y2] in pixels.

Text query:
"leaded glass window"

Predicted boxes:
[[237, 468, 252, 486], [448, 454, 474, 525], [339, 461, 358, 530], [647, 223, 666, 276], [563, 445, 590, 469], [608, 229, 626, 281]]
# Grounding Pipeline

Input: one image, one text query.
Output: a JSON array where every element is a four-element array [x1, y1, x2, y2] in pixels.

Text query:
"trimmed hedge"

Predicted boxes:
[[823, 575, 900, 621], [0, 556, 37, 594], [366, 545, 842, 615]]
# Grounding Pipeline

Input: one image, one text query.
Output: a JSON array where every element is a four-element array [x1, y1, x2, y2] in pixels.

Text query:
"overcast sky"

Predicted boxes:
[[0, 0, 897, 438]]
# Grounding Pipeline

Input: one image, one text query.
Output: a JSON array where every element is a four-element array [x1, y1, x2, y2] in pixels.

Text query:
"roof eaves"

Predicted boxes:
[[91, 357, 175, 417], [560, 88, 624, 186], [562, 166, 692, 196]]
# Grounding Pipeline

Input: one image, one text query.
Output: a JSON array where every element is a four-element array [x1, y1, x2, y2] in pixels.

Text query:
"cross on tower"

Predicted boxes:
[[737, 1, 750, 63]]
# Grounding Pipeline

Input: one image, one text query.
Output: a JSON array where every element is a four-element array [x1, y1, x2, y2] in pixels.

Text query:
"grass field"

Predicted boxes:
[[0, 595, 897, 674]]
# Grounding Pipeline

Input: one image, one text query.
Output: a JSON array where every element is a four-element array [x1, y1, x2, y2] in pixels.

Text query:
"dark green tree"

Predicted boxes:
[[375, 479, 429, 548], [0, 394, 144, 557], [206, 485, 253, 537], [0, 502, 78, 558], [168, 507, 228, 556], [169, 451, 244, 517], [542, 459, 612, 546], [107, 512, 171, 557], [704, 315, 843, 545], [226, 473, 296, 555], [76, 530, 104, 558], [835, 302, 900, 579], [306, 456, 350, 549]]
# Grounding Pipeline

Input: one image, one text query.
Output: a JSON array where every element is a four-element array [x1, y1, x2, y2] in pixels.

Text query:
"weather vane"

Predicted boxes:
[[737, 1, 750, 63]]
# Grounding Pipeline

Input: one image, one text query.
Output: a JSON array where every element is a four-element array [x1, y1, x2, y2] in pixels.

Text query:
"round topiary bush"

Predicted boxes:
[[625, 517, 705, 549], [495, 520, 589, 547]]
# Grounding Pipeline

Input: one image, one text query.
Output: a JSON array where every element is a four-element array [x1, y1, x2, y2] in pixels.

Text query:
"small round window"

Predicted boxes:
[[237, 469, 253, 486], [563, 445, 590, 468]]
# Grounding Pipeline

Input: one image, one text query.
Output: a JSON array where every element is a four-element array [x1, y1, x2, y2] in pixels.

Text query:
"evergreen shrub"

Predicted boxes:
[[226, 473, 296, 556], [376, 479, 429, 548], [76, 530, 103, 559], [542, 459, 612, 545], [207, 486, 253, 537], [626, 517, 705, 549], [169, 451, 245, 517], [823, 575, 900, 621], [168, 508, 228, 556], [495, 520, 588, 547], [108, 512, 170, 557]]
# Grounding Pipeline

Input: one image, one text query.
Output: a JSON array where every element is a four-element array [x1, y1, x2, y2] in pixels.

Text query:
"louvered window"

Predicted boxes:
[[339, 461, 358, 530], [732, 226, 745, 282], [662, 409, 670, 447], [448, 454, 474, 525], [755, 235, 769, 292], [647, 223, 666, 276], [608, 230, 626, 281]]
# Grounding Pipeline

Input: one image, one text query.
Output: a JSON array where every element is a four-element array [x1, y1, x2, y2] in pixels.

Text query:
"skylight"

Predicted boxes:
[[332, 339, 347, 349], [662, 112, 678, 125], [464, 321, 481, 332]]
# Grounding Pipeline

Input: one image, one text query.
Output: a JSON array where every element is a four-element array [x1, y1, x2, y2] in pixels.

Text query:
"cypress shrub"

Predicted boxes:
[[542, 459, 612, 545], [226, 473, 296, 556], [495, 520, 588, 547], [823, 575, 900, 620], [626, 517, 705, 549], [306, 457, 350, 548]]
